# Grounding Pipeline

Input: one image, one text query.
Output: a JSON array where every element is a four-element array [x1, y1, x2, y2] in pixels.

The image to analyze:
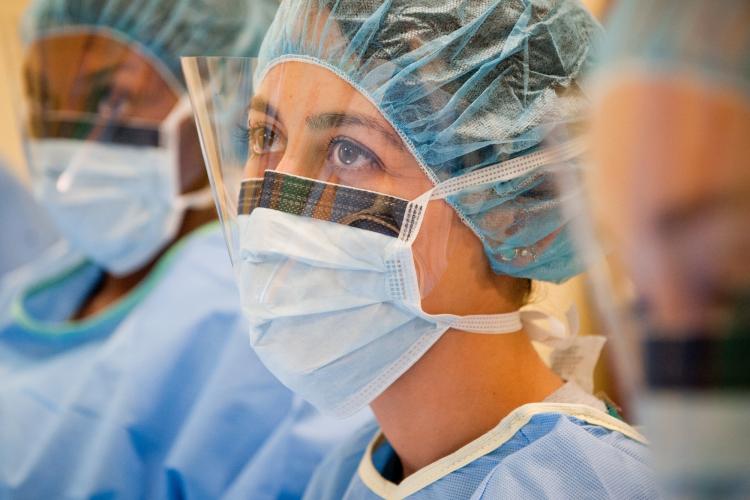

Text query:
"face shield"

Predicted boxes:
[[581, 72, 750, 395], [18, 29, 211, 275], [183, 55, 587, 417], [575, 70, 750, 500], [577, 0, 750, 489]]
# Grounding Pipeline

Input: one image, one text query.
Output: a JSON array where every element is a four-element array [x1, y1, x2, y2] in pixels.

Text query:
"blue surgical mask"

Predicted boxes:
[[27, 98, 212, 275]]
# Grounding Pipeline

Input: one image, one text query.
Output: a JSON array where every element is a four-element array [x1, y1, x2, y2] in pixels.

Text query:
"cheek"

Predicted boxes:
[[410, 201, 491, 302], [410, 201, 456, 297]]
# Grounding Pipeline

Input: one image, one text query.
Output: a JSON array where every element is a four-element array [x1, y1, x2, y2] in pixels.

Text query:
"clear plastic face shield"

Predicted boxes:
[[574, 65, 750, 500], [182, 57, 586, 303], [16, 28, 210, 274], [183, 55, 586, 416], [579, 75, 750, 395], [21, 29, 189, 184]]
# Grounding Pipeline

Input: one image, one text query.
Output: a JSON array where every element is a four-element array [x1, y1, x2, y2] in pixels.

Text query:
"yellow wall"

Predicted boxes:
[[0, 0, 29, 182]]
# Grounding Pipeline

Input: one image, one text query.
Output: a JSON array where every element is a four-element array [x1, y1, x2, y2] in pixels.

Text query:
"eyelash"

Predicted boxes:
[[240, 122, 385, 172], [236, 124, 251, 145], [241, 123, 282, 152], [327, 136, 384, 171]]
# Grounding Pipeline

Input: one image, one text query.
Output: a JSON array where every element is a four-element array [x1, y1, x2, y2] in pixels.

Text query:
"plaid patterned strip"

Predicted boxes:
[[238, 170, 409, 238]]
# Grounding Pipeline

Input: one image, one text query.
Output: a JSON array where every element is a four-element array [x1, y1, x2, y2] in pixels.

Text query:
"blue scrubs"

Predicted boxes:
[[0, 223, 368, 499], [304, 394, 659, 499], [0, 161, 60, 280]]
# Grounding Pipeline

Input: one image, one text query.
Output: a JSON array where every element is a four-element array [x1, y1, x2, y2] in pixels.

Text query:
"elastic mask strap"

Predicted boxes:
[[159, 95, 195, 199], [431, 310, 523, 334], [176, 185, 214, 210], [396, 139, 586, 245], [398, 188, 435, 245], [159, 95, 193, 146], [430, 138, 587, 200]]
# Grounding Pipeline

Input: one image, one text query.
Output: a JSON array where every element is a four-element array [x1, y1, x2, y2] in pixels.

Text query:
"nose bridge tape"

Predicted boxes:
[[238, 170, 410, 238]]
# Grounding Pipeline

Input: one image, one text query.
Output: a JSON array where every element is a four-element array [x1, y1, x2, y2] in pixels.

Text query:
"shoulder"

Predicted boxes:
[[303, 419, 380, 500], [168, 222, 229, 273], [473, 412, 659, 499], [148, 223, 237, 305]]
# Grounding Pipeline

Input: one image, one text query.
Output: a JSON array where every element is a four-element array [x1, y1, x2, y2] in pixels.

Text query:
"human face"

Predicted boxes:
[[590, 76, 750, 334], [247, 62, 526, 314], [23, 32, 206, 193], [24, 33, 178, 140]]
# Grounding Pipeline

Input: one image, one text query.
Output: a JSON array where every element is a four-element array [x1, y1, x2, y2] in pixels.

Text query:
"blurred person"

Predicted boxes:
[[183, 0, 658, 497], [0, 0, 367, 498], [0, 156, 61, 280], [589, 0, 750, 498]]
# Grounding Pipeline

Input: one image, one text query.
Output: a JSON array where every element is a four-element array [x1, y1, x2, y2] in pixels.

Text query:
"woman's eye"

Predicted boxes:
[[328, 138, 379, 170], [250, 126, 284, 155]]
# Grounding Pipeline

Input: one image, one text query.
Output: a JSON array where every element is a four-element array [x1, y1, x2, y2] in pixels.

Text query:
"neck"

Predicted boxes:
[[370, 327, 563, 479], [73, 207, 215, 320]]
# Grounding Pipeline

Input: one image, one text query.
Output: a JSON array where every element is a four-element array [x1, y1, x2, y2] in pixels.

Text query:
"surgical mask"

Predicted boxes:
[[27, 97, 212, 276], [237, 140, 585, 418]]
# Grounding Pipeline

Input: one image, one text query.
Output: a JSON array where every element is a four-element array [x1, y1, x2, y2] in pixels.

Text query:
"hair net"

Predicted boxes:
[[22, 0, 278, 90], [255, 0, 602, 283], [602, 0, 750, 95]]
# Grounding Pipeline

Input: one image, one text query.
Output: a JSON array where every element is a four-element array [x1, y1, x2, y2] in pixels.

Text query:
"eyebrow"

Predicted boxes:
[[249, 96, 405, 150], [307, 112, 405, 150], [249, 96, 281, 123]]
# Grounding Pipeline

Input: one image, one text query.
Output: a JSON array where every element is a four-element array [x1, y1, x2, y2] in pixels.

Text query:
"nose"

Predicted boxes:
[[274, 139, 328, 180], [274, 152, 307, 176]]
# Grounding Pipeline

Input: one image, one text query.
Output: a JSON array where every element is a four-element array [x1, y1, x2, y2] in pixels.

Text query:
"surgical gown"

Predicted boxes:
[[0, 160, 60, 280], [0, 223, 368, 499], [303, 383, 659, 499]]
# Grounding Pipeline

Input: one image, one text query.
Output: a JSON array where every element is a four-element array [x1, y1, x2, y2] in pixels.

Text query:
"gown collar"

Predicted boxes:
[[357, 400, 647, 498]]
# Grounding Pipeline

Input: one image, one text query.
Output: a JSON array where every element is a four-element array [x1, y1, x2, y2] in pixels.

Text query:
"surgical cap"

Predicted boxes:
[[602, 0, 750, 95], [22, 0, 278, 90], [256, 0, 602, 283]]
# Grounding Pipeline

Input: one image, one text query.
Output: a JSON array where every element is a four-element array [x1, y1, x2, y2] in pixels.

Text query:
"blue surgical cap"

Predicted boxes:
[[256, 0, 602, 283], [22, 0, 278, 91], [602, 0, 750, 95]]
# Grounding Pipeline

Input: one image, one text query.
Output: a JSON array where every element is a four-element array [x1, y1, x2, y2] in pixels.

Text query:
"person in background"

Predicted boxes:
[[0, 0, 367, 498], [0, 156, 61, 280], [589, 0, 750, 498], [184, 0, 658, 497]]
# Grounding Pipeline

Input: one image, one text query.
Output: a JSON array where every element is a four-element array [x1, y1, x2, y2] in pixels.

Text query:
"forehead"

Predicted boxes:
[[255, 61, 375, 115], [24, 32, 178, 120], [592, 76, 750, 213]]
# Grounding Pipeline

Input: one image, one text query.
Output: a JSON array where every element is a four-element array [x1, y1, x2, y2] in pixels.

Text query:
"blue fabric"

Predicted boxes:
[[0, 162, 60, 281], [0, 224, 367, 499], [256, 0, 603, 283], [22, 0, 279, 89], [304, 412, 659, 499]]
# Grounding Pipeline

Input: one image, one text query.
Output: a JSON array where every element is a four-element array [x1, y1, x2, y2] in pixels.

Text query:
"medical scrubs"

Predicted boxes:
[[0, 162, 60, 280], [304, 382, 659, 499], [0, 223, 366, 499]]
